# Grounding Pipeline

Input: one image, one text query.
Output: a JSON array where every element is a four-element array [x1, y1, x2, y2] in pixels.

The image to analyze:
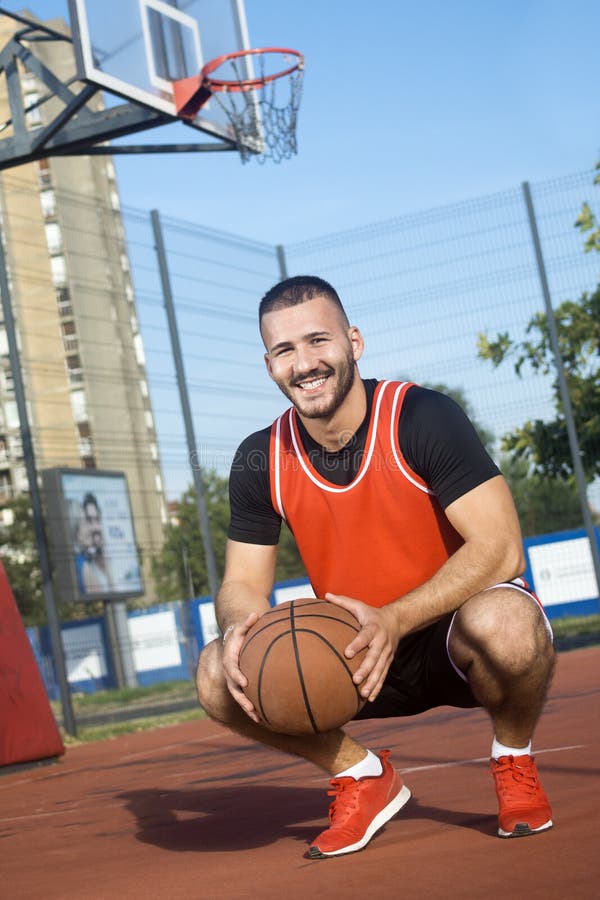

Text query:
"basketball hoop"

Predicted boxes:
[[172, 48, 304, 164]]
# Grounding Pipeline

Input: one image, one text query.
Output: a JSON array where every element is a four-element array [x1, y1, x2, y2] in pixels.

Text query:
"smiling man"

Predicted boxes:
[[196, 275, 556, 859]]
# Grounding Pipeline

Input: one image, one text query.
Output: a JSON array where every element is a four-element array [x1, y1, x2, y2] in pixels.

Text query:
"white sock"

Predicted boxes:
[[491, 736, 532, 760], [335, 749, 383, 779]]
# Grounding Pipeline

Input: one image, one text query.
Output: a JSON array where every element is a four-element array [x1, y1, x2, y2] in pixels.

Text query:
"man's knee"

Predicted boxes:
[[196, 638, 227, 717], [451, 588, 554, 677]]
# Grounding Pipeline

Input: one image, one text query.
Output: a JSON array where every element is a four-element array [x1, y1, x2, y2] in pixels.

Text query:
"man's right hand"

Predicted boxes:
[[221, 611, 261, 723]]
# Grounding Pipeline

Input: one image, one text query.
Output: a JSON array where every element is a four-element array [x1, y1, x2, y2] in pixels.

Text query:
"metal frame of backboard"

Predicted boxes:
[[68, 0, 254, 144], [0, 4, 263, 169]]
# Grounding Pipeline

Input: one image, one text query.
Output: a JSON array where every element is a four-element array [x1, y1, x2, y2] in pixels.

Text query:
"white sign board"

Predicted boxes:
[[528, 537, 597, 606]]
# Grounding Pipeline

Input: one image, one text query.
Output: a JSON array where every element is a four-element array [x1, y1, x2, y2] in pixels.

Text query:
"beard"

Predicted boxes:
[[276, 345, 356, 420]]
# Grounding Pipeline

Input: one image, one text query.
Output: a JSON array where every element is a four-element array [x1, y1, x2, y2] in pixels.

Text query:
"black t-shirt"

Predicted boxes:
[[228, 380, 500, 545]]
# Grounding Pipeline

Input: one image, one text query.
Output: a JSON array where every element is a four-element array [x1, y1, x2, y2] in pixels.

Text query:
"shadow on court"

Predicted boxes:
[[117, 784, 499, 853]]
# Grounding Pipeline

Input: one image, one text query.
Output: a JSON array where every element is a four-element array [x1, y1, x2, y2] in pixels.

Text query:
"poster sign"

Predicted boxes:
[[42, 468, 144, 602]]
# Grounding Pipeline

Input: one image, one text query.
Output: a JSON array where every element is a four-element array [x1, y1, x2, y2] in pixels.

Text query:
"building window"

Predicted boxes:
[[0, 471, 12, 503], [45, 222, 62, 253], [40, 189, 57, 219], [70, 389, 88, 423], [24, 90, 42, 128], [66, 354, 83, 385], [50, 254, 67, 286], [8, 434, 23, 460], [133, 333, 146, 366], [79, 437, 93, 457], [35, 158, 52, 187], [56, 286, 72, 318], [4, 400, 18, 428]]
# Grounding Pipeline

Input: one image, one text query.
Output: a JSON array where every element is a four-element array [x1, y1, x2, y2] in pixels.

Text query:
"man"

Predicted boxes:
[[197, 275, 555, 859], [79, 493, 114, 595]]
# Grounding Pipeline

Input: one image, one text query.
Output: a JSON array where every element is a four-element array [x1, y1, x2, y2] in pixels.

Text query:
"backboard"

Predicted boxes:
[[68, 0, 253, 142]]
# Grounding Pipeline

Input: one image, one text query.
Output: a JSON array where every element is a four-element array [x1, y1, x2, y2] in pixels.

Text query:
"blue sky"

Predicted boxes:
[[2, 2, 599, 506], [2, 1, 599, 242]]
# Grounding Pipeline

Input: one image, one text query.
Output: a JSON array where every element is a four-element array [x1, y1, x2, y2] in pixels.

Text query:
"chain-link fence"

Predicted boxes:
[[1, 164, 599, 732]]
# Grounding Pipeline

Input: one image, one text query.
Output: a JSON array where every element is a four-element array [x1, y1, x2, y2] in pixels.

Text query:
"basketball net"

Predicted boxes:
[[173, 48, 304, 164]]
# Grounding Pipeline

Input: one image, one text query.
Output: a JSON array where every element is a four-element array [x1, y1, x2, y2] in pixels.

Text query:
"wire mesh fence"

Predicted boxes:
[[1, 162, 599, 727]]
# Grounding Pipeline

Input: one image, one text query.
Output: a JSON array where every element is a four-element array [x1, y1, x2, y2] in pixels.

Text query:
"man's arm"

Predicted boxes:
[[328, 473, 525, 701], [215, 538, 279, 720], [216, 538, 277, 632]]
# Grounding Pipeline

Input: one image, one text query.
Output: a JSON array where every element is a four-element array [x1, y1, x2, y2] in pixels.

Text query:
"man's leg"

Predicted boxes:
[[196, 637, 364, 771], [448, 586, 555, 837], [196, 638, 410, 857]]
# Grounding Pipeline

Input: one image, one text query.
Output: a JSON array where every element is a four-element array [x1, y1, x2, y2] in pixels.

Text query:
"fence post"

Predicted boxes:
[[150, 209, 220, 600], [276, 244, 288, 279], [522, 181, 600, 599]]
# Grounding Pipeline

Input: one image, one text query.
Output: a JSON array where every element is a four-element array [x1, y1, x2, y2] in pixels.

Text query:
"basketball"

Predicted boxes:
[[238, 597, 367, 735]]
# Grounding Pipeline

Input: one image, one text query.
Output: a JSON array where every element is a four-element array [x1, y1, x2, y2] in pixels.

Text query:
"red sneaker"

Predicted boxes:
[[491, 754, 553, 838], [308, 751, 411, 858]]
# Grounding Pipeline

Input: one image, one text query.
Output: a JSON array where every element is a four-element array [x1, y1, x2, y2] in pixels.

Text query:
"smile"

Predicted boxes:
[[297, 375, 329, 391]]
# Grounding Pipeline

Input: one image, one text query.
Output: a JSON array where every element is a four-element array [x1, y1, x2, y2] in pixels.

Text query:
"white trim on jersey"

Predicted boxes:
[[281, 380, 391, 494], [273, 413, 286, 521], [446, 579, 554, 683], [390, 383, 434, 495]]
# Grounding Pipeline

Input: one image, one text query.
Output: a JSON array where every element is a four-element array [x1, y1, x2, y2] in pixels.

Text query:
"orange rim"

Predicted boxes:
[[200, 47, 304, 93]]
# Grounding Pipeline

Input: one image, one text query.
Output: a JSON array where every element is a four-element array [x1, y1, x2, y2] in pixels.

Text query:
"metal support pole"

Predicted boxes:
[[0, 221, 76, 735], [104, 600, 125, 688], [522, 181, 600, 597], [276, 244, 288, 279], [150, 209, 220, 598]]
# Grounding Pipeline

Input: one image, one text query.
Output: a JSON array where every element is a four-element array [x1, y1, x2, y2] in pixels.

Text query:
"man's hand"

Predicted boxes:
[[325, 592, 402, 702], [221, 611, 261, 723]]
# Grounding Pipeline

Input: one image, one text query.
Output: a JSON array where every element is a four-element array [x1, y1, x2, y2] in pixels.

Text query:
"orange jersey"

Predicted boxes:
[[269, 380, 464, 608]]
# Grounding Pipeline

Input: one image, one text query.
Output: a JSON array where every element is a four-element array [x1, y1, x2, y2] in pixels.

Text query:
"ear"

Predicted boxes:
[[264, 352, 275, 380], [348, 326, 364, 362]]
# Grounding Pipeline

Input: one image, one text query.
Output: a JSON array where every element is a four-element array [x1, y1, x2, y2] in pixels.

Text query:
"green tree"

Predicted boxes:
[[477, 166, 600, 481], [152, 471, 307, 600], [0, 495, 45, 624], [152, 473, 228, 600], [500, 454, 582, 537], [415, 382, 585, 536]]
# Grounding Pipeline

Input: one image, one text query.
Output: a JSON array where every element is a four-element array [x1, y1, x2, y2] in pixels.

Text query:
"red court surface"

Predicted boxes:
[[1, 645, 599, 899]]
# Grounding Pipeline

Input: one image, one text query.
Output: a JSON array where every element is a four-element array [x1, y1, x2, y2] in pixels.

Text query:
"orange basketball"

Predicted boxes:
[[239, 597, 367, 735]]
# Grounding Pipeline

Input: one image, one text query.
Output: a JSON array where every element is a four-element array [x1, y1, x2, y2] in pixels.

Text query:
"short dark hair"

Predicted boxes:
[[82, 493, 99, 514], [259, 275, 349, 326]]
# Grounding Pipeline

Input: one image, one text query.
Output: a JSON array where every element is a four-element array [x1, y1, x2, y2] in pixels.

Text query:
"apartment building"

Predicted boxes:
[[0, 13, 167, 602]]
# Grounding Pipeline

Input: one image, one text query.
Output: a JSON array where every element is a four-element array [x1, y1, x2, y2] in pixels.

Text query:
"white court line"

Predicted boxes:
[[399, 744, 584, 774], [305, 743, 585, 782], [1, 744, 585, 824], [118, 729, 241, 764]]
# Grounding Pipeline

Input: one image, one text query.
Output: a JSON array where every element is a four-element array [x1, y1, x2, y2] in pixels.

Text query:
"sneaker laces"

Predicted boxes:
[[327, 777, 363, 824], [494, 756, 540, 801]]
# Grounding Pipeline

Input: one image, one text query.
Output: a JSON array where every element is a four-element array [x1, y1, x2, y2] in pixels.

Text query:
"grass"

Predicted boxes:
[[550, 613, 600, 638], [56, 613, 599, 744], [69, 678, 197, 709], [62, 707, 206, 745]]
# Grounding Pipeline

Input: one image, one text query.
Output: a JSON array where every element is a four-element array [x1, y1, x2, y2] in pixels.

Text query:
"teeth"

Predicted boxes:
[[299, 377, 327, 390]]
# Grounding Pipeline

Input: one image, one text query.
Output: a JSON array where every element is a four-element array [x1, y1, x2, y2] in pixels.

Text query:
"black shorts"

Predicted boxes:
[[353, 612, 478, 719]]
